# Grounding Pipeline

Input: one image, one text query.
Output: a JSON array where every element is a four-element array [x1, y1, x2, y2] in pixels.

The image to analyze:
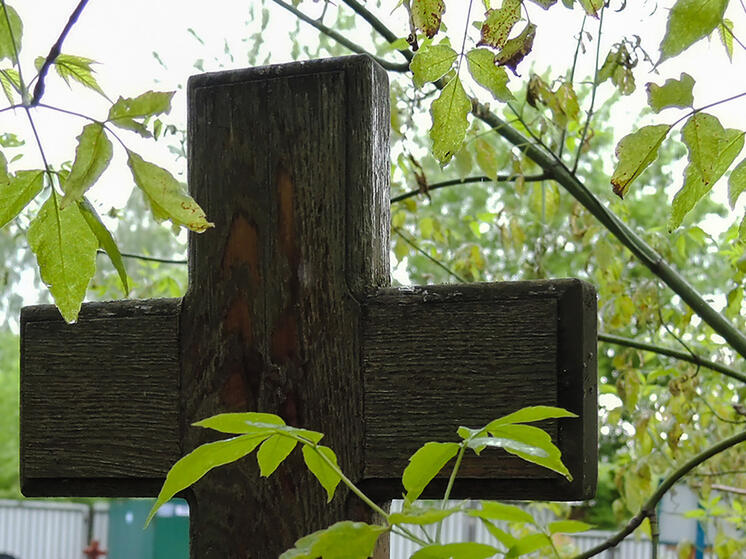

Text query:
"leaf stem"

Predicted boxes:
[[557, 14, 587, 160], [598, 333, 746, 384], [435, 442, 466, 541], [393, 225, 467, 283], [390, 173, 549, 203]]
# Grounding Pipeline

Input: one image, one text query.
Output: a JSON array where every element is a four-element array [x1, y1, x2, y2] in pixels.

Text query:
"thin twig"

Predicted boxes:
[[598, 333, 746, 384], [572, 6, 604, 173], [393, 226, 467, 283], [97, 250, 187, 265], [572, 429, 746, 559], [557, 14, 587, 160], [271, 0, 409, 72], [390, 173, 549, 203], [31, 0, 91, 106]]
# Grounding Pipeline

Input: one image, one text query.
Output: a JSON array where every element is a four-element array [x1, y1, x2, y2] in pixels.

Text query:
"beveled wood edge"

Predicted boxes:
[[20, 298, 181, 322], [21, 478, 167, 498]]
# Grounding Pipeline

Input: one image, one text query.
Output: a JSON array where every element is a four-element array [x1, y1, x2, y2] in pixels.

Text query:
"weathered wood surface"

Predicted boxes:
[[362, 279, 597, 500], [180, 55, 391, 558], [21, 299, 180, 496]]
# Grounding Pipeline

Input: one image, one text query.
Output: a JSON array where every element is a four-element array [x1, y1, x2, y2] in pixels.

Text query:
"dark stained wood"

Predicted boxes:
[[361, 279, 597, 501], [20, 299, 180, 497], [20, 54, 597, 559], [180, 56, 391, 558]]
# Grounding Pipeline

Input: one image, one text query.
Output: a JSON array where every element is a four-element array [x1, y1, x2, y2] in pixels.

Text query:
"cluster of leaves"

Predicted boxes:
[[148, 406, 589, 558], [0, 1, 212, 323]]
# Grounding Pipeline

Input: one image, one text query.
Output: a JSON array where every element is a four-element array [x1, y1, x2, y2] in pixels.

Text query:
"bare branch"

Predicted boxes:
[[390, 173, 549, 204]]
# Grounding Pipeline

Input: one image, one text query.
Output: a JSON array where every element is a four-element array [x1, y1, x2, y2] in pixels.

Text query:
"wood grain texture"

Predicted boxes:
[[361, 279, 597, 501], [181, 55, 390, 558], [20, 299, 180, 497]]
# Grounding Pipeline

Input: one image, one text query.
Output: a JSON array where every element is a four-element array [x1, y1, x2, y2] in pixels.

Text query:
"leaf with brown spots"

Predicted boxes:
[[478, 0, 521, 50], [495, 23, 537, 76], [411, 0, 446, 39]]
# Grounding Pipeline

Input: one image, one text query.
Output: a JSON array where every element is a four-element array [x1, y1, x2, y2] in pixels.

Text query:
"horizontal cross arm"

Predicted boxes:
[[21, 299, 181, 497]]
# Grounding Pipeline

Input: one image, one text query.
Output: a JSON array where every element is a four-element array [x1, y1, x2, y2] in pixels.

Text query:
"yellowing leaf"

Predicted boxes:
[[578, 0, 603, 17], [0, 168, 44, 228], [646, 73, 694, 113], [61, 123, 113, 208], [43, 54, 109, 100], [659, 0, 728, 61], [728, 158, 746, 208], [410, 43, 457, 88], [430, 76, 471, 165], [107, 91, 175, 137], [127, 151, 214, 232], [0, 4, 22, 64], [478, 0, 521, 50], [411, 0, 445, 38], [495, 22, 536, 75], [670, 113, 744, 230], [28, 192, 98, 323], [466, 48, 513, 101], [611, 124, 672, 198]]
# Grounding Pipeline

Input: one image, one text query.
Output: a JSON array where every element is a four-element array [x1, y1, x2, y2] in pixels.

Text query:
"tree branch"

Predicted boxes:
[[390, 173, 549, 203], [572, 429, 746, 559], [31, 0, 90, 106], [271, 0, 410, 72], [339, 0, 409, 59], [97, 250, 186, 265], [599, 333, 746, 384]]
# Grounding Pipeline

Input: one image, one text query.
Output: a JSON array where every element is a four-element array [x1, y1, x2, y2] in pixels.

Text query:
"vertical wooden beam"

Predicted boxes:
[[181, 55, 390, 558]]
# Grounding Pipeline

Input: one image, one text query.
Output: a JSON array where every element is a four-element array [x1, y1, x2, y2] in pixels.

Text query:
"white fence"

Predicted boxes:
[[0, 500, 107, 559]]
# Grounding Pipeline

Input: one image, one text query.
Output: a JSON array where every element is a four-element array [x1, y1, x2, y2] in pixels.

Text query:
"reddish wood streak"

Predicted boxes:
[[222, 294, 253, 346], [221, 213, 260, 284]]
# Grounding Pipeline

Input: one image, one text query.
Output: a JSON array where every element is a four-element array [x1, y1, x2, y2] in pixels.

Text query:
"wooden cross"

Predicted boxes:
[[20, 56, 597, 558]]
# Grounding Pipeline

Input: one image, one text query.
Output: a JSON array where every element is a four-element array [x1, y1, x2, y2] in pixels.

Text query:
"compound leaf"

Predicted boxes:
[[410, 43, 457, 88], [430, 75, 471, 165]]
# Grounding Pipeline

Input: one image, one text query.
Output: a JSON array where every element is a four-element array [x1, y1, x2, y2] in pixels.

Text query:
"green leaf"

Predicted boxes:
[[107, 91, 175, 137], [659, 0, 727, 61], [488, 424, 572, 479], [740, 215, 746, 242], [279, 521, 386, 559], [0, 168, 43, 228], [36, 54, 109, 100], [146, 433, 267, 526], [28, 192, 98, 323], [670, 114, 744, 230], [127, 151, 214, 232], [718, 19, 734, 61], [611, 124, 672, 198], [389, 506, 461, 526], [0, 68, 20, 103], [469, 501, 535, 524], [194, 412, 285, 432], [412, 0, 445, 38], [78, 198, 128, 295], [506, 533, 552, 558], [479, 519, 516, 548], [0, 4, 22, 64], [466, 48, 514, 101], [728, 158, 746, 208], [487, 405, 578, 427], [61, 123, 113, 209], [410, 44, 457, 88], [478, 0, 521, 50], [548, 520, 593, 534], [430, 76, 471, 165], [402, 441, 459, 502], [256, 434, 298, 477], [411, 542, 499, 559], [302, 445, 341, 502], [578, 0, 603, 17], [646, 73, 694, 113], [467, 435, 548, 457], [495, 22, 537, 75]]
